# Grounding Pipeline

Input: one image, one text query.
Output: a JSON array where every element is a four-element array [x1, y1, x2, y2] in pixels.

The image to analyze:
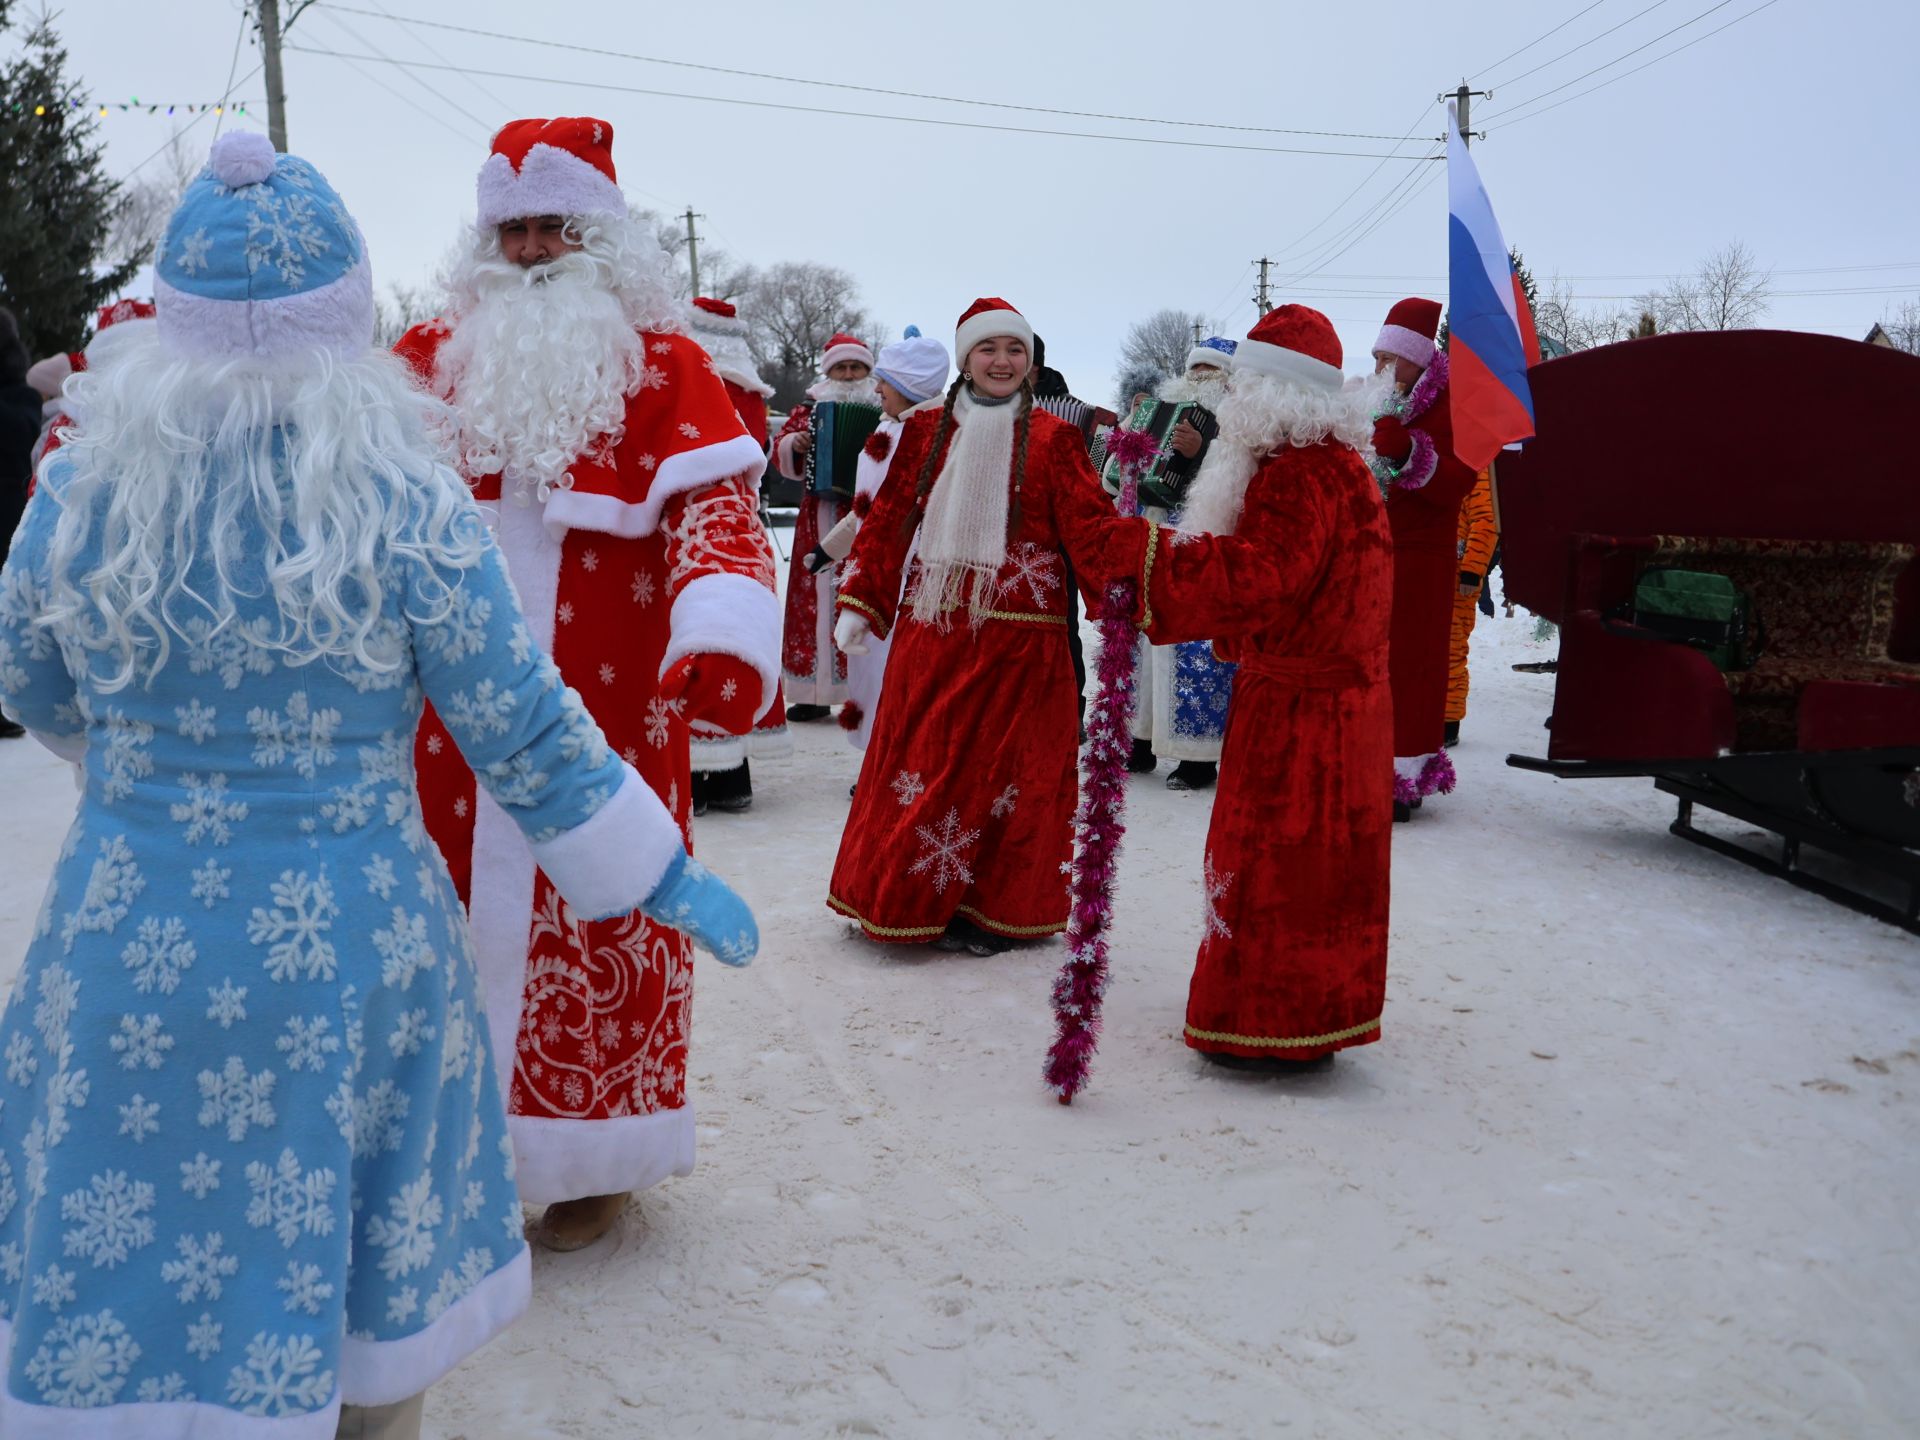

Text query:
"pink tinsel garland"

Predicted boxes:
[[1371, 350, 1450, 493], [1045, 464, 1149, 1104]]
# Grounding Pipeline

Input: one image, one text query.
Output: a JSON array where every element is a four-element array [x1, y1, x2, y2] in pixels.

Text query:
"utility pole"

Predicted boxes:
[[1438, 81, 1491, 148], [257, 0, 289, 152], [1191, 319, 1205, 347], [1252, 257, 1274, 316], [682, 206, 706, 297]]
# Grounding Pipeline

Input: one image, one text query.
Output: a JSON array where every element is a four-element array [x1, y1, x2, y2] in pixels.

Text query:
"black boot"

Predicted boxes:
[[786, 703, 830, 723], [1127, 738, 1158, 774], [0, 714, 24, 740], [1442, 720, 1460, 748], [941, 916, 1009, 956], [1166, 761, 1217, 791], [1393, 798, 1412, 823], [1205, 1050, 1335, 1073], [704, 759, 753, 813]]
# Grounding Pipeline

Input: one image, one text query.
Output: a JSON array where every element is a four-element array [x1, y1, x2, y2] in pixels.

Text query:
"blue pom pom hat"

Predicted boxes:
[[152, 131, 375, 360], [1185, 334, 1239, 373]]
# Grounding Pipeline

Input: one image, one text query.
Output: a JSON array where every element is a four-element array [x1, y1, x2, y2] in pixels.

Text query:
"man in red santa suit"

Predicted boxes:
[[397, 117, 779, 1250], [771, 333, 878, 719], [684, 294, 791, 814], [1366, 297, 1481, 821]]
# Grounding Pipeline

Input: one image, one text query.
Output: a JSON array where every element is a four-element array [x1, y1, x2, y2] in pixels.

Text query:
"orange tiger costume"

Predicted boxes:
[[1446, 470, 1498, 725]]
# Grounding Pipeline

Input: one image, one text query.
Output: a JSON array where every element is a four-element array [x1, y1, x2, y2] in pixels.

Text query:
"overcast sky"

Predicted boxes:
[[35, 0, 1920, 400]]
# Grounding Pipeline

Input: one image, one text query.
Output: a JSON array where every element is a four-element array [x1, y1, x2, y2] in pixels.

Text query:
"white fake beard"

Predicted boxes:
[[436, 251, 645, 500], [1178, 372, 1378, 536], [911, 388, 1017, 625], [808, 375, 880, 404], [1156, 369, 1230, 408]]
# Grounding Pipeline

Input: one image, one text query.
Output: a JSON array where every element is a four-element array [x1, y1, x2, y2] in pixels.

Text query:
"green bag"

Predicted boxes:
[[1629, 568, 1761, 671]]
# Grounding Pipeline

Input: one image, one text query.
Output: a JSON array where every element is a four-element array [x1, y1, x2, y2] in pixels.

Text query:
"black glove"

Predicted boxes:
[[803, 545, 834, 575]]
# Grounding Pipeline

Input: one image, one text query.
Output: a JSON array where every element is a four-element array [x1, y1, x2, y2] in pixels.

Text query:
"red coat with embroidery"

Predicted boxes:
[[1386, 387, 1479, 756], [773, 402, 850, 704], [396, 320, 776, 1204]]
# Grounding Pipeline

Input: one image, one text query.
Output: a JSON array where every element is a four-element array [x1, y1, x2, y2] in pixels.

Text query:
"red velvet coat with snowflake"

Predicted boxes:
[[773, 403, 850, 705], [826, 405, 1287, 944], [1178, 441, 1395, 1059], [1386, 387, 1479, 757], [396, 320, 776, 1204]]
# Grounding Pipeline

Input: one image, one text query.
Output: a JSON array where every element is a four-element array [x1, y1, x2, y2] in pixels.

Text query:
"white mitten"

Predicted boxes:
[[833, 610, 872, 656]]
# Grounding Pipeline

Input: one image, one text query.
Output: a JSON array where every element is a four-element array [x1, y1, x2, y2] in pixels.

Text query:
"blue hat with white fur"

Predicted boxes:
[[1186, 335, 1238, 373], [154, 132, 374, 360]]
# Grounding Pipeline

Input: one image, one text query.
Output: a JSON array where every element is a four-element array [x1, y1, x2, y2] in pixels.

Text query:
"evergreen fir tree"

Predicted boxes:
[[0, 7, 140, 356]]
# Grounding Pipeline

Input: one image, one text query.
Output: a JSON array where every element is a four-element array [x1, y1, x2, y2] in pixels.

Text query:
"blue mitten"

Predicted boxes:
[[642, 851, 758, 966]]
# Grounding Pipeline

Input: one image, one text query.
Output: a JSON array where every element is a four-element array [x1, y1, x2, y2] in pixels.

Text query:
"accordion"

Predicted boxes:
[[1099, 397, 1219, 512], [807, 400, 884, 500]]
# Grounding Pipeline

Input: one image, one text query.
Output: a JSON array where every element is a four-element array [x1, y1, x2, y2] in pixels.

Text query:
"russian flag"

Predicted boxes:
[[1446, 102, 1537, 470]]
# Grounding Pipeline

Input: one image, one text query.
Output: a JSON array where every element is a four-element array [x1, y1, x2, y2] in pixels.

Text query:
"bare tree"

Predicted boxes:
[[1534, 274, 1641, 353], [1875, 298, 1920, 354], [1644, 241, 1772, 333], [1119, 308, 1206, 380], [373, 282, 438, 350], [740, 261, 869, 408], [104, 130, 202, 272]]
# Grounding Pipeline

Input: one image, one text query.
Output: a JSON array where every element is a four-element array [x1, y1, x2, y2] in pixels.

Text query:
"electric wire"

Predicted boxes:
[[1471, 0, 1614, 79]]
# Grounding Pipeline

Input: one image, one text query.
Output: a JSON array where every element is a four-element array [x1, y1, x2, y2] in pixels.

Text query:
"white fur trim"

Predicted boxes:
[[83, 317, 158, 370], [712, 360, 775, 398], [821, 339, 874, 371], [24, 351, 72, 401], [1232, 337, 1344, 392], [339, 1248, 531, 1406], [476, 144, 627, 229], [954, 308, 1033, 366], [541, 433, 767, 540], [658, 571, 782, 718], [154, 253, 375, 361], [1373, 322, 1436, 369], [0, 1252, 528, 1434], [1185, 344, 1234, 374], [508, 1104, 694, 1206], [773, 427, 806, 481], [530, 763, 682, 920]]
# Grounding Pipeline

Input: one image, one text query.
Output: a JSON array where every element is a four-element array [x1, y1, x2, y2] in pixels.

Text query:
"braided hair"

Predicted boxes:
[[900, 373, 1038, 540]]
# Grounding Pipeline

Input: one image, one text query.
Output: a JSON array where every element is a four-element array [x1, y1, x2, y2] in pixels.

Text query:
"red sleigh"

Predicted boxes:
[[1496, 329, 1920, 933]]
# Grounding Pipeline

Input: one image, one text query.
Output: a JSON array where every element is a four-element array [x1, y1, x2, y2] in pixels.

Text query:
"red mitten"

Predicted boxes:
[[1372, 414, 1413, 463], [658, 654, 763, 736]]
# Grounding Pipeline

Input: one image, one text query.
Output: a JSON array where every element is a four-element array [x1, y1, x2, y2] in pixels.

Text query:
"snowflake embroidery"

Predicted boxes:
[[117, 1095, 161, 1143], [275, 1015, 341, 1073], [890, 770, 925, 807], [205, 979, 249, 1029], [276, 1261, 335, 1317], [247, 868, 341, 982], [580, 548, 600, 572], [1201, 854, 1234, 943], [366, 1173, 443, 1281], [452, 796, 469, 820], [97, 708, 155, 802], [32, 1263, 78, 1312], [630, 571, 656, 606], [175, 699, 218, 743], [59, 1171, 157, 1269], [387, 1288, 419, 1325], [424, 1248, 496, 1323], [190, 857, 233, 908], [243, 1148, 338, 1248], [598, 662, 616, 685], [186, 1313, 223, 1362], [425, 731, 445, 756], [161, 1232, 239, 1303], [644, 696, 675, 749], [636, 453, 658, 471], [180, 1154, 222, 1199], [35, 959, 81, 1051], [137, 1374, 192, 1403], [423, 586, 493, 665], [110, 1013, 173, 1071], [172, 772, 250, 846], [677, 422, 701, 439], [363, 854, 398, 899], [555, 602, 576, 626], [24, 1309, 141, 1407], [373, 906, 435, 989], [247, 693, 341, 780], [183, 616, 276, 690], [992, 543, 1063, 610], [5, 1032, 36, 1086], [328, 1078, 409, 1159], [908, 808, 982, 895], [636, 363, 670, 392], [121, 915, 196, 995], [442, 680, 517, 740], [176, 227, 214, 274], [990, 785, 1019, 819], [224, 1330, 334, 1417], [388, 1008, 437, 1058], [61, 834, 145, 952], [197, 1057, 278, 1142]]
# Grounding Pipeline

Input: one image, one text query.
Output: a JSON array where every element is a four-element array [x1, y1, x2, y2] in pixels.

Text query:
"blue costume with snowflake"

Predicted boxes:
[[0, 131, 741, 1437]]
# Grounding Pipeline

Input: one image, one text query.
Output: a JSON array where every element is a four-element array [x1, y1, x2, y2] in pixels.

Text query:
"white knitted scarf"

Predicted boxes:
[[912, 386, 1019, 625]]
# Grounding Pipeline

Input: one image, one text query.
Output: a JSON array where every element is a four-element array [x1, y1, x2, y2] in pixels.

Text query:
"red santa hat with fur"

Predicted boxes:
[[476, 116, 627, 229]]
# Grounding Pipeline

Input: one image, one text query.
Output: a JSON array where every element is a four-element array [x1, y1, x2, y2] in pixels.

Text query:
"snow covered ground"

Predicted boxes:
[[2, 606, 1914, 1438]]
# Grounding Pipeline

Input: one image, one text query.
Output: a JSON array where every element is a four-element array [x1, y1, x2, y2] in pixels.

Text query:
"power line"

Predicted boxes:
[[1483, 0, 1742, 122], [1270, 144, 1444, 289], [1490, 0, 1786, 130], [316, 3, 1421, 143], [121, 62, 265, 179], [312, 10, 493, 132], [1488, 0, 1676, 90], [309, 25, 484, 146], [211, 9, 249, 142], [358, 0, 516, 114], [283, 46, 1432, 160], [1261, 102, 1438, 264], [1473, 0, 1615, 79]]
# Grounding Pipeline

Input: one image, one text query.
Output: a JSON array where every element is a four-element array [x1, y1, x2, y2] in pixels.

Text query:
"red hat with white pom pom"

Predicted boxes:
[[1233, 304, 1345, 393]]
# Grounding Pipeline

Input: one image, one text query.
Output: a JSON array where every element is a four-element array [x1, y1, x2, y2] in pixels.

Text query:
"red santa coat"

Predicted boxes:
[[396, 321, 776, 1204], [1387, 387, 1479, 757], [828, 405, 1278, 943], [1181, 442, 1396, 1058], [774, 402, 851, 705]]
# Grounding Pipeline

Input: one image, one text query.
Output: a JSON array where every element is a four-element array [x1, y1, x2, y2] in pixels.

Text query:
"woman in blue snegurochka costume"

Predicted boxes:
[[0, 133, 757, 1440]]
